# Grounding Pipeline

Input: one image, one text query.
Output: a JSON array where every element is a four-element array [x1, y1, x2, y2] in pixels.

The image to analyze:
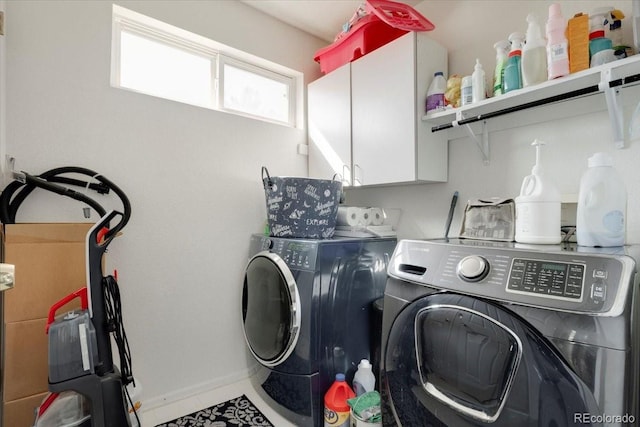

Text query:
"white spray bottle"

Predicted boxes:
[[515, 140, 561, 244]]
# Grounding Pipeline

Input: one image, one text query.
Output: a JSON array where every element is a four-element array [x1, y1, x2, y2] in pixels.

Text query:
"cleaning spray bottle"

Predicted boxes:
[[522, 13, 548, 87], [515, 140, 561, 244], [493, 40, 510, 96], [504, 32, 525, 93], [546, 3, 570, 79], [589, 7, 615, 66]]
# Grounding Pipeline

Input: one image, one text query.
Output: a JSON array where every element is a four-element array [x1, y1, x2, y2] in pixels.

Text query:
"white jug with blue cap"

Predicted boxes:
[[576, 152, 626, 247]]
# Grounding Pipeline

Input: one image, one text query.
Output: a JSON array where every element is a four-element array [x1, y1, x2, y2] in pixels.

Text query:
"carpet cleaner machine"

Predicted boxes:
[[0, 165, 139, 427]]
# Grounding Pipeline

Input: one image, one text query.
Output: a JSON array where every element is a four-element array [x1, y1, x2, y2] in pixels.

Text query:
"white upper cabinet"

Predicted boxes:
[[308, 62, 352, 184], [308, 32, 448, 186]]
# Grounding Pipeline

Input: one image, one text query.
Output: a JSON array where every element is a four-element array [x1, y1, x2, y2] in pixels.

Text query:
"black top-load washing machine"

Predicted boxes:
[[242, 234, 397, 427], [382, 238, 639, 426]]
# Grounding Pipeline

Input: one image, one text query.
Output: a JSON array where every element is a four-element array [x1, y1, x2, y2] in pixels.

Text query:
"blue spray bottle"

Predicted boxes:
[[503, 32, 525, 93]]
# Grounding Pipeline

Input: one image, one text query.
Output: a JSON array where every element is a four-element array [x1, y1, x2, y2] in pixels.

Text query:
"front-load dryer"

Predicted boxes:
[[242, 234, 396, 427], [382, 239, 640, 426]]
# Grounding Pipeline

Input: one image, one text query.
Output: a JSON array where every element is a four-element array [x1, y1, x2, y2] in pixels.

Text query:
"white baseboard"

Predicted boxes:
[[142, 364, 260, 411]]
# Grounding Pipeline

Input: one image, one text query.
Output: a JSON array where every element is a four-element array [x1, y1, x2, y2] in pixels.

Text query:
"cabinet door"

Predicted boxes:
[[351, 33, 417, 186], [308, 63, 352, 185]]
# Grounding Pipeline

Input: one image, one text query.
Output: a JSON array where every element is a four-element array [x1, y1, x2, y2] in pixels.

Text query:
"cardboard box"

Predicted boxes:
[[3, 392, 47, 427], [2, 223, 94, 426], [3, 319, 48, 401], [3, 223, 92, 322]]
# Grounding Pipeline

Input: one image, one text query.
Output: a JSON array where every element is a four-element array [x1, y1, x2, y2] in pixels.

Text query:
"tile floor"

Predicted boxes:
[[140, 377, 297, 427]]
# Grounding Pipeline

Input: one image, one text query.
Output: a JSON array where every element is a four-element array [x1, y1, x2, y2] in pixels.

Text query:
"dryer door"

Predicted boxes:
[[243, 251, 301, 367], [384, 293, 601, 426]]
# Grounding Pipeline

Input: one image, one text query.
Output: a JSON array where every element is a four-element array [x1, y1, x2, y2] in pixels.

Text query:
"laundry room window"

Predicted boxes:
[[111, 5, 301, 128]]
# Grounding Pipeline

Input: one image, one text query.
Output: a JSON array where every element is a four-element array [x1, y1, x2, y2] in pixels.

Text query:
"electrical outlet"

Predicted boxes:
[[0, 11, 4, 36]]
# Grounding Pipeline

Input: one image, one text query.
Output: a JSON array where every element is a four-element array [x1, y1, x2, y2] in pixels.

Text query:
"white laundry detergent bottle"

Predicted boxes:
[[515, 140, 561, 244], [576, 152, 627, 247], [352, 359, 376, 396]]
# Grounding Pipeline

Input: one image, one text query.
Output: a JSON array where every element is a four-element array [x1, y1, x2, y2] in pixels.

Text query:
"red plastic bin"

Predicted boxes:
[[314, 0, 434, 74]]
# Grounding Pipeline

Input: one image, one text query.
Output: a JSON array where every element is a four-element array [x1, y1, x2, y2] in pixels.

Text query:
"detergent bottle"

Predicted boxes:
[[589, 7, 615, 67], [522, 13, 548, 87], [352, 359, 376, 396], [576, 152, 627, 247], [515, 140, 561, 244], [324, 373, 355, 427], [425, 72, 447, 113], [493, 40, 510, 96], [461, 75, 473, 106], [504, 32, 525, 93], [546, 3, 570, 79]]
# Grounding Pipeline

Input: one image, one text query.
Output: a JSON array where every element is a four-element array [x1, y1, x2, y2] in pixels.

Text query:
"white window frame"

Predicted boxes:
[[218, 56, 295, 125], [111, 5, 301, 128]]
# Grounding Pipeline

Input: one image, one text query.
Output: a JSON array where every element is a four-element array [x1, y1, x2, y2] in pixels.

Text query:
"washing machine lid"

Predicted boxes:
[[384, 293, 601, 426], [242, 251, 301, 367]]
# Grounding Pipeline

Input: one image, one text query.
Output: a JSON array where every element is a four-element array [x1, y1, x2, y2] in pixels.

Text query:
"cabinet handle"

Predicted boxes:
[[342, 165, 351, 186], [354, 164, 363, 186]]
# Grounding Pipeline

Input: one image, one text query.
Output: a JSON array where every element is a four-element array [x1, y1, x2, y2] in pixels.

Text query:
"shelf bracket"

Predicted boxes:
[[454, 111, 489, 164], [599, 68, 625, 149]]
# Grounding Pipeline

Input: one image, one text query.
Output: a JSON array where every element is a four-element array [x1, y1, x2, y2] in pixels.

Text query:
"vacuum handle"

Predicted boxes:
[[45, 287, 88, 334], [89, 210, 123, 251]]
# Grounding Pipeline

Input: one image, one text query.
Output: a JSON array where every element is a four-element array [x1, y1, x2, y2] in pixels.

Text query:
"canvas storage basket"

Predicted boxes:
[[262, 167, 343, 238]]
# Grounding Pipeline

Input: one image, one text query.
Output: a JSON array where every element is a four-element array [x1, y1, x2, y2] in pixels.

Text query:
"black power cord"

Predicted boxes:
[[103, 273, 140, 426]]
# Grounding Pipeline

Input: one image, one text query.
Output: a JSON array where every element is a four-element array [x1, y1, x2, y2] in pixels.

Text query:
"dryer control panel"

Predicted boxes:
[[388, 239, 639, 316], [507, 258, 585, 300], [250, 235, 319, 270]]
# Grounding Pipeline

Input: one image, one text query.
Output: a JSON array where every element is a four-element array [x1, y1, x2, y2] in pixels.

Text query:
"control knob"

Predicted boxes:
[[457, 255, 490, 282]]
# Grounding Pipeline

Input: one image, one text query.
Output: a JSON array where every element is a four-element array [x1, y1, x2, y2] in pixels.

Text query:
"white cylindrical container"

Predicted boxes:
[[350, 409, 382, 427], [515, 140, 561, 244], [461, 75, 473, 106], [576, 153, 627, 247], [471, 59, 486, 103], [352, 359, 375, 396]]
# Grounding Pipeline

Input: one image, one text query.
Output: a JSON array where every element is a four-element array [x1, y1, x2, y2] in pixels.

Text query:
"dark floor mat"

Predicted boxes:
[[154, 394, 274, 427]]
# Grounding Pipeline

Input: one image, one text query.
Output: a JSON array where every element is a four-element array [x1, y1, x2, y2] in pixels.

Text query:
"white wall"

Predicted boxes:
[[6, 0, 640, 412], [4, 0, 325, 407], [346, 0, 640, 245]]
